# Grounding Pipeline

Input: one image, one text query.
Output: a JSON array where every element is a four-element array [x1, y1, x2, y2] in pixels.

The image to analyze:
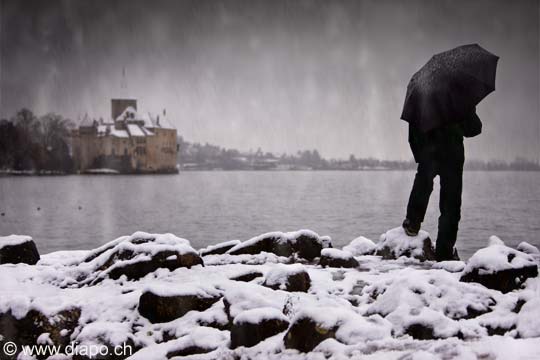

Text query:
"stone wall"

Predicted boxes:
[[146, 128, 177, 172]]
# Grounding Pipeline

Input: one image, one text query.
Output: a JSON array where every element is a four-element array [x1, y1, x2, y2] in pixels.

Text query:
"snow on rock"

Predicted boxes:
[[130, 326, 229, 359], [165, 326, 228, 358], [233, 306, 288, 325], [342, 236, 376, 256], [517, 242, 540, 255], [0, 307, 80, 353], [231, 307, 289, 348], [78, 232, 203, 284], [364, 268, 499, 339], [488, 235, 505, 246], [284, 306, 391, 352], [200, 240, 241, 256], [1, 229, 539, 359], [229, 270, 264, 282], [203, 252, 287, 267], [0, 234, 34, 248], [319, 248, 359, 268], [460, 242, 538, 293], [432, 260, 466, 273], [0, 234, 40, 265], [223, 282, 287, 322], [192, 303, 231, 331], [516, 297, 540, 338], [227, 230, 329, 260], [138, 283, 222, 323], [320, 235, 333, 249], [227, 232, 293, 257], [463, 244, 537, 274], [263, 264, 311, 292], [375, 227, 436, 261], [290, 231, 326, 261], [74, 321, 138, 357]]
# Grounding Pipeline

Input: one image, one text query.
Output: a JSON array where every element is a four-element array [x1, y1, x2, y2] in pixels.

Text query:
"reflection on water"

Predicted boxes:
[[1, 171, 539, 259]]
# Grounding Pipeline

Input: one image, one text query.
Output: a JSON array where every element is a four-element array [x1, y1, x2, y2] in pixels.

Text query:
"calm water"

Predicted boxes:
[[1, 171, 539, 259]]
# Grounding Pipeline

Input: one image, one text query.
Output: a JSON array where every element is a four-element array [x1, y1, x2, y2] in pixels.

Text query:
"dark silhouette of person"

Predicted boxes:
[[402, 110, 482, 261]]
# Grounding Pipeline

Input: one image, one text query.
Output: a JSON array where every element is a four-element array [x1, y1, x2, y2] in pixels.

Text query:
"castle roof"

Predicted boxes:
[[96, 125, 130, 138], [127, 123, 146, 137], [143, 112, 175, 130], [115, 106, 144, 122], [154, 113, 175, 130], [77, 99, 175, 138], [110, 128, 129, 138]]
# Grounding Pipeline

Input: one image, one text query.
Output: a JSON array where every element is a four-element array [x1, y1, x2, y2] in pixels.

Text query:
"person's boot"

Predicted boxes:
[[402, 218, 420, 237], [436, 248, 460, 262]]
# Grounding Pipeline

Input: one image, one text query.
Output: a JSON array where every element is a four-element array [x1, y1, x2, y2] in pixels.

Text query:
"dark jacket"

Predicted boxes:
[[462, 111, 482, 138], [408, 111, 481, 163]]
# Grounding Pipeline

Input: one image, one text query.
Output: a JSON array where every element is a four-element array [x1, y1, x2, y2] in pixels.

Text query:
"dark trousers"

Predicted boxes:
[[406, 142, 464, 260]]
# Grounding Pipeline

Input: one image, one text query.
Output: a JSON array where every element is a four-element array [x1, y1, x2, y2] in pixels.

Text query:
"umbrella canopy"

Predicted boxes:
[[401, 44, 499, 133]]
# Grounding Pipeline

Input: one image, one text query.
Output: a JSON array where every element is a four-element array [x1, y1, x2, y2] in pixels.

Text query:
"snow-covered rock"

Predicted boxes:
[[284, 309, 338, 352], [231, 307, 289, 348], [517, 242, 540, 255], [222, 282, 287, 324], [227, 230, 329, 260], [165, 327, 228, 358], [0, 307, 80, 354], [460, 242, 538, 293], [229, 270, 264, 282], [227, 232, 294, 257], [488, 235, 505, 246], [375, 227, 436, 261], [516, 297, 540, 338], [0, 235, 40, 265], [263, 264, 311, 292], [138, 284, 222, 323], [290, 231, 325, 261], [342, 236, 376, 256], [319, 248, 359, 268], [432, 260, 466, 273], [79, 232, 203, 284], [284, 306, 391, 352], [74, 321, 138, 360], [364, 268, 499, 339], [320, 235, 333, 249], [200, 240, 241, 256], [1, 229, 539, 359]]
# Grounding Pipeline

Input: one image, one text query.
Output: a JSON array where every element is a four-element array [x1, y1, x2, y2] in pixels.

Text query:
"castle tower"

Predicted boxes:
[[111, 98, 137, 120], [111, 67, 137, 120]]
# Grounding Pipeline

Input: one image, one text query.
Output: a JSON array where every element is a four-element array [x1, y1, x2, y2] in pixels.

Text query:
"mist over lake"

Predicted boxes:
[[1, 170, 538, 259]]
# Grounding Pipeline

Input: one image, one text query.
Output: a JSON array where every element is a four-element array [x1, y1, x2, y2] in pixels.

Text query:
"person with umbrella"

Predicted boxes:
[[400, 44, 498, 261]]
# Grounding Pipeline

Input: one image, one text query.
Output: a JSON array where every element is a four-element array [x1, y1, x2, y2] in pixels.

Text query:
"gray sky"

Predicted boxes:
[[1, 0, 539, 161]]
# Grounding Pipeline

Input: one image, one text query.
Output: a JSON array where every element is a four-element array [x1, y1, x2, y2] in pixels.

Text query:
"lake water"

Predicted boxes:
[[1, 171, 539, 259]]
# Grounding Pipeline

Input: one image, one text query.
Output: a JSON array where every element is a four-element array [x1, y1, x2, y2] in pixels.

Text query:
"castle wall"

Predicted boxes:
[[73, 128, 178, 174], [146, 128, 177, 172], [72, 99, 178, 174]]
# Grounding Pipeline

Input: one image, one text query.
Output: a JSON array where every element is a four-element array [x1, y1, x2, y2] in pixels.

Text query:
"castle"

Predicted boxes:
[[72, 98, 178, 174]]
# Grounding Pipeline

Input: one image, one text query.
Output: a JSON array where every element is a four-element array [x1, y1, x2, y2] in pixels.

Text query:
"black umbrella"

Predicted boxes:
[[401, 44, 499, 133]]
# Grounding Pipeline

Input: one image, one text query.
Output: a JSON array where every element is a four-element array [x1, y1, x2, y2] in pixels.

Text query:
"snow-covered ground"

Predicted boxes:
[[0, 229, 539, 360]]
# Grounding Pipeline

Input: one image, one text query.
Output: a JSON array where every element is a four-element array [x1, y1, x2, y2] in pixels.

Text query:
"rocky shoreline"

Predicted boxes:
[[1, 229, 539, 359]]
